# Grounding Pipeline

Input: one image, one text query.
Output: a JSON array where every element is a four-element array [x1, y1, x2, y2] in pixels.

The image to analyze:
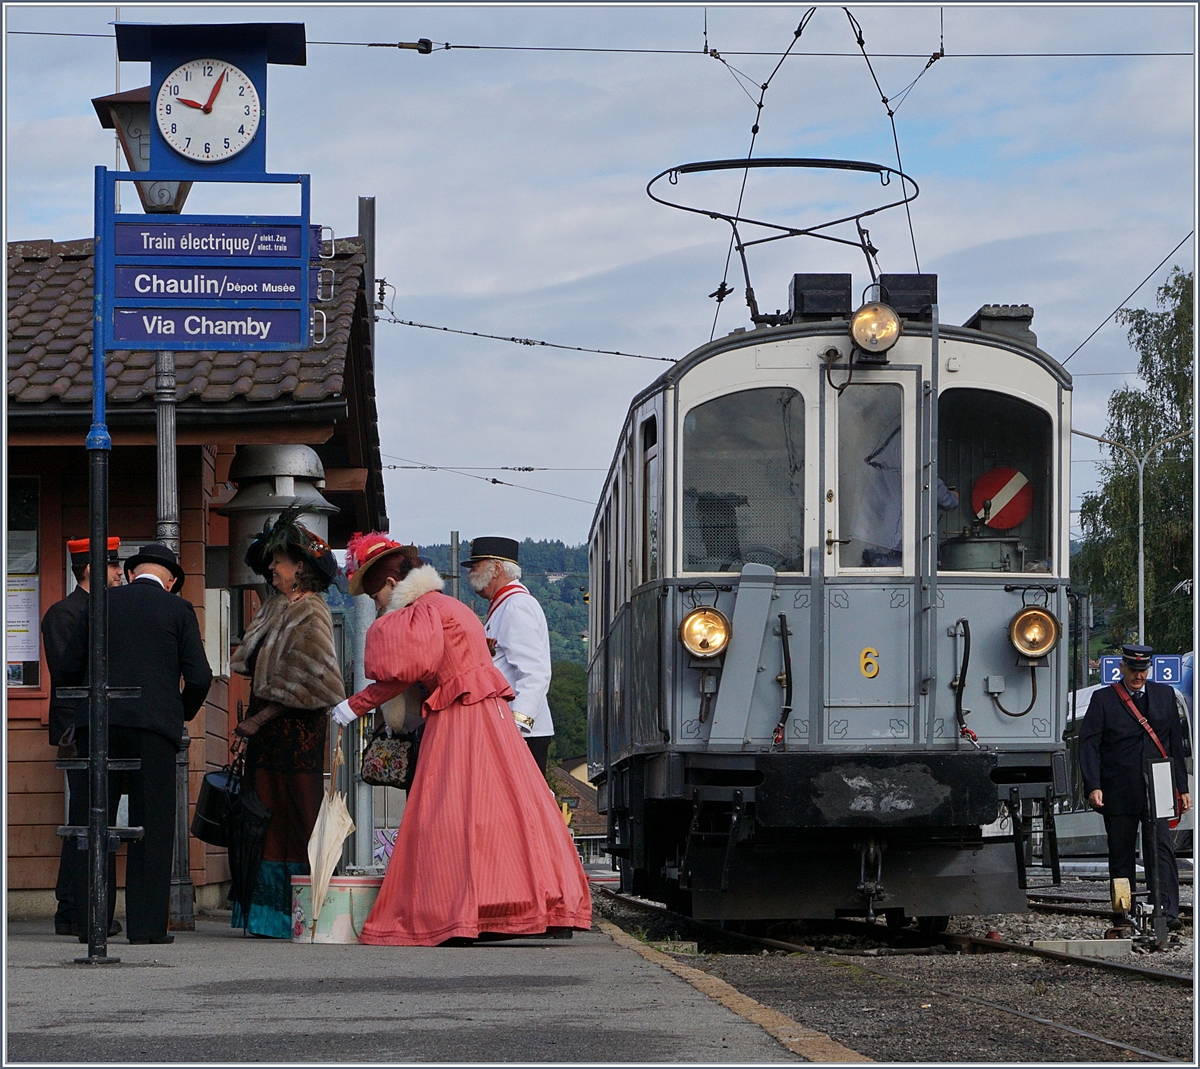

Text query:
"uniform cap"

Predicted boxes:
[[67, 537, 121, 565], [1121, 644, 1153, 670]]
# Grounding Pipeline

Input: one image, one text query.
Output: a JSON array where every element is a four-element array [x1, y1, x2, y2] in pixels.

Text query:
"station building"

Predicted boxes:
[[6, 221, 388, 916]]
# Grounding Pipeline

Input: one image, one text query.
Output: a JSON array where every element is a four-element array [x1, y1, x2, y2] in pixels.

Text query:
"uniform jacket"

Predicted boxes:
[[485, 583, 554, 737], [347, 564, 514, 716], [1078, 680, 1188, 815], [59, 576, 212, 750], [40, 585, 89, 746]]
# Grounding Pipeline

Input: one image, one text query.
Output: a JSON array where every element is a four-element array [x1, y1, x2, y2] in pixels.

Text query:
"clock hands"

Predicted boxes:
[[202, 69, 226, 113], [174, 70, 226, 113]]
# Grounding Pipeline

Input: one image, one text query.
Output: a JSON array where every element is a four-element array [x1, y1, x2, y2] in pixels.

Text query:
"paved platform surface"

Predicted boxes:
[[5, 916, 801, 1063]]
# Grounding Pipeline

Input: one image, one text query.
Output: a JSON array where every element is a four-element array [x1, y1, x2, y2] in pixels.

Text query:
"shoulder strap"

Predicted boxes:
[[1112, 682, 1170, 760], [485, 583, 526, 624]]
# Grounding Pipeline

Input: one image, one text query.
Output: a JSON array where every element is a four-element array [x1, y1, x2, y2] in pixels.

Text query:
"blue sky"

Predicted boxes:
[[4, 3, 1195, 547]]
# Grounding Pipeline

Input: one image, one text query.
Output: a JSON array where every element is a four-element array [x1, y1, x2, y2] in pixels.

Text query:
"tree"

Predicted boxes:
[[1075, 267, 1193, 653], [546, 661, 588, 767]]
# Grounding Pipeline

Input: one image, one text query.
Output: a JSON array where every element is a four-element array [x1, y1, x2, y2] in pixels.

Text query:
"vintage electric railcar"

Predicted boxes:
[[587, 270, 1072, 925]]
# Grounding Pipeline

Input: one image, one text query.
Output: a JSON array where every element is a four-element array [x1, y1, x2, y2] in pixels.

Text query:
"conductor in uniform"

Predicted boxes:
[[1079, 644, 1191, 929], [42, 537, 123, 937], [60, 542, 212, 944], [463, 537, 555, 773]]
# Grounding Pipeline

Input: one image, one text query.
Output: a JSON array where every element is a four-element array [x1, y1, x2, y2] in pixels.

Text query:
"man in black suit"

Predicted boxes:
[[60, 543, 212, 944], [1079, 644, 1191, 928], [42, 537, 124, 937]]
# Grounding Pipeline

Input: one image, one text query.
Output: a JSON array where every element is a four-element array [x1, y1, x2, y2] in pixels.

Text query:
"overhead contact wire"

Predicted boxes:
[[708, 8, 817, 341], [381, 452, 596, 505], [844, 7, 936, 274]]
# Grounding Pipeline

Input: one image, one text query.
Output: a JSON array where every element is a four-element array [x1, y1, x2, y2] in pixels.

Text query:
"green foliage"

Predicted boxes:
[[420, 539, 590, 665], [1075, 268, 1193, 652], [547, 661, 588, 766]]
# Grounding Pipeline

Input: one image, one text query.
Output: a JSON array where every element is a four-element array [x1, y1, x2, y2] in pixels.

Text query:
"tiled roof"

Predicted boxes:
[[7, 235, 365, 409], [547, 765, 605, 837]]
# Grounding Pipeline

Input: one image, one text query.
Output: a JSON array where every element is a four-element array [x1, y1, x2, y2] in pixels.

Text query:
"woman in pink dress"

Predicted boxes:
[[330, 533, 591, 945]]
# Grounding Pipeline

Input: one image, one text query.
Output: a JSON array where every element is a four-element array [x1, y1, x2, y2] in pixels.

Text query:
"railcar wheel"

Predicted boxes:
[[916, 915, 949, 935]]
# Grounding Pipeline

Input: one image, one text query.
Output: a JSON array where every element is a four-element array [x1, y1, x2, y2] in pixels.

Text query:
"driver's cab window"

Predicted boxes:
[[838, 383, 904, 569], [938, 389, 1053, 573], [682, 387, 804, 572]]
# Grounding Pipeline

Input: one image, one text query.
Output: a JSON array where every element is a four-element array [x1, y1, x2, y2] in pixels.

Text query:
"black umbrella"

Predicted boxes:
[[225, 785, 273, 926]]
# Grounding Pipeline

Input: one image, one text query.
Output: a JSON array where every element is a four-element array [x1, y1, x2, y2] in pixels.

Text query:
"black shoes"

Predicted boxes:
[[128, 934, 174, 945], [75, 920, 123, 942], [1165, 916, 1184, 932]]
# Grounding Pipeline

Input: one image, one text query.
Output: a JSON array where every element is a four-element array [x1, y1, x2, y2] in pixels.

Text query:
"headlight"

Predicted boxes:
[[680, 607, 731, 658], [1008, 607, 1061, 658], [850, 302, 902, 354]]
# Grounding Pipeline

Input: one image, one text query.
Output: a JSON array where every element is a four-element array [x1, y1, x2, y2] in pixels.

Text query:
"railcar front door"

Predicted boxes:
[[816, 367, 923, 746]]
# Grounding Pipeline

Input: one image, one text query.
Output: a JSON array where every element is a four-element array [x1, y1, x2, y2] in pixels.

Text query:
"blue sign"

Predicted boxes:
[[1154, 655, 1183, 685], [1100, 655, 1184, 685], [113, 264, 306, 300], [113, 307, 303, 345], [115, 221, 303, 258]]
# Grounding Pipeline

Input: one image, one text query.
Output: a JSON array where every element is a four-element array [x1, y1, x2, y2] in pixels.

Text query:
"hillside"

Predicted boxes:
[[420, 540, 590, 666]]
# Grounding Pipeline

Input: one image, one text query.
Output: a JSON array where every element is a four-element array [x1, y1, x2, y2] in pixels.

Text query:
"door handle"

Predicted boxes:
[[826, 529, 851, 554]]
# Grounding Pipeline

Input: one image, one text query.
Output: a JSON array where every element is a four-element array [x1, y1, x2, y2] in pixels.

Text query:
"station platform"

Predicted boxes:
[[5, 906, 811, 1064]]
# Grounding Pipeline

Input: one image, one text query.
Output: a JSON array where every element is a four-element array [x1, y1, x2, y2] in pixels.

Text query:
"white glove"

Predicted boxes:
[[331, 699, 358, 726]]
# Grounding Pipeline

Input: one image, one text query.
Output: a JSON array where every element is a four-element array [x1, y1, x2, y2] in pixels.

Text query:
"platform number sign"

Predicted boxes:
[[1100, 655, 1182, 685], [1153, 655, 1182, 684]]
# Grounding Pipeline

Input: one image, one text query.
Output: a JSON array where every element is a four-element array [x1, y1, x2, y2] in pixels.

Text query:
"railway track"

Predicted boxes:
[[599, 887, 1192, 1063], [1027, 892, 1193, 922]]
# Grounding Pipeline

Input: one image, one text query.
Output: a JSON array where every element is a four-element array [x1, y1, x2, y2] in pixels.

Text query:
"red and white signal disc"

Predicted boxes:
[[971, 466, 1032, 529]]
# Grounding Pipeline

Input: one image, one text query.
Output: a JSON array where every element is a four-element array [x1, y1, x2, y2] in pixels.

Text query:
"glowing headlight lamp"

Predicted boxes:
[[1008, 607, 1061, 659], [679, 607, 731, 658], [850, 301, 902, 361]]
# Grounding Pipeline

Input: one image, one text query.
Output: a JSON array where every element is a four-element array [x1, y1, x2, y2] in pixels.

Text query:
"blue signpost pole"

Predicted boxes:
[[79, 167, 117, 964]]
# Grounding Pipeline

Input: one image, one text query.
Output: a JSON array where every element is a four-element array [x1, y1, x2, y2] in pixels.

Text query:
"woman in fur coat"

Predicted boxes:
[[331, 533, 591, 945], [229, 513, 346, 937]]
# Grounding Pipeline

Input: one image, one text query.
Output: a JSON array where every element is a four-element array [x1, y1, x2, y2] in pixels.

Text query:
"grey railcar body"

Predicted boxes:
[[588, 281, 1072, 923]]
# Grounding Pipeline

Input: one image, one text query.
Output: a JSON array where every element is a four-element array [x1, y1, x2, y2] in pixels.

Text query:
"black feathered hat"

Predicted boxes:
[[245, 503, 341, 591]]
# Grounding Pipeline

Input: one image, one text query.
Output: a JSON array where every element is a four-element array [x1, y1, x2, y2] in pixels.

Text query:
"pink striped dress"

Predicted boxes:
[[352, 588, 592, 945]]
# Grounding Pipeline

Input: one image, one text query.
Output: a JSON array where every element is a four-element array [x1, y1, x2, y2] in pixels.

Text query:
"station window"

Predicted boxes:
[[838, 384, 904, 569], [682, 387, 804, 572], [937, 389, 1053, 573]]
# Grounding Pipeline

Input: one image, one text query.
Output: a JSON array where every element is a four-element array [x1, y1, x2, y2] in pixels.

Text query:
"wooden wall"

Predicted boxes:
[[6, 443, 233, 897]]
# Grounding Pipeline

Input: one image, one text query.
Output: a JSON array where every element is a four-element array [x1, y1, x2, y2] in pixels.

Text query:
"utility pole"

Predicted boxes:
[[1072, 428, 1192, 643], [449, 531, 461, 601]]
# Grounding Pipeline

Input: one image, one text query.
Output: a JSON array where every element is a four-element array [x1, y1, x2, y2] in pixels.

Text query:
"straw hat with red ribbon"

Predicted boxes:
[[344, 531, 419, 597]]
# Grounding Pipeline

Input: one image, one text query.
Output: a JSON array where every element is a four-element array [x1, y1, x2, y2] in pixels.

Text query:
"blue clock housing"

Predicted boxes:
[[115, 22, 305, 177]]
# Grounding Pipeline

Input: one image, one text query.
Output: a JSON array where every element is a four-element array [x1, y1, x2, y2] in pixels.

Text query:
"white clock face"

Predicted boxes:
[[155, 59, 261, 163]]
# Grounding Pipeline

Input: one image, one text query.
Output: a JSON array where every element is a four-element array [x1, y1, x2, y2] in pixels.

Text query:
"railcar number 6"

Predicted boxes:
[[860, 647, 880, 678]]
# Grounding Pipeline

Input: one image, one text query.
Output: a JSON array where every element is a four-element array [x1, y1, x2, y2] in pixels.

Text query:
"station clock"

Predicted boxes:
[[155, 59, 261, 162]]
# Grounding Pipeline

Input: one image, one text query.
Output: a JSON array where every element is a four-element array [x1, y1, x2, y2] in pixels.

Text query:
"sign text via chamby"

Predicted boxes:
[[113, 307, 302, 344]]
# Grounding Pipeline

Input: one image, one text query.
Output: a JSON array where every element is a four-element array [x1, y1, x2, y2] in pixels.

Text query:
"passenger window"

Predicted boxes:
[[838, 384, 904, 569], [938, 389, 1053, 573], [642, 416, 660, 583], [682, 388, 804, 572]]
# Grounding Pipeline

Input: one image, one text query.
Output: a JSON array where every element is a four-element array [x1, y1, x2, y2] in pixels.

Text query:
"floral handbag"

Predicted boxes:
[[360, 723, 421, 790]]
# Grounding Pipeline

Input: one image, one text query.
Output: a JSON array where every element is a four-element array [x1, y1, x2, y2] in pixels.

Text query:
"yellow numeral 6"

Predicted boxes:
[[860, 647, 879, 678]]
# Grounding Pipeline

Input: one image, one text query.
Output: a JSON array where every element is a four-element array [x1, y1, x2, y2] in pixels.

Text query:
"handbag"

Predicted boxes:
[[192, 759, 243, 846], [1113, 682, 1183, 829], [360, 723, 421, 790]]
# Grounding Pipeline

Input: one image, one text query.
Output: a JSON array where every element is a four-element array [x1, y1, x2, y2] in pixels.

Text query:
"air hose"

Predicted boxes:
[[953, 618, 977, 743]]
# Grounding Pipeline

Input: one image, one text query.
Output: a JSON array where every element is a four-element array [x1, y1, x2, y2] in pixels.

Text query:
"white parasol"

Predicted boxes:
[[307, 724, 355, 940]]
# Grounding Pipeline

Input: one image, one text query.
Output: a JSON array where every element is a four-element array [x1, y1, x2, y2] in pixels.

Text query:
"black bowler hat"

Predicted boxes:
[[124, 543, 186, 593], [461, 536, 520, 567], [1121, 644, 1154, 670]]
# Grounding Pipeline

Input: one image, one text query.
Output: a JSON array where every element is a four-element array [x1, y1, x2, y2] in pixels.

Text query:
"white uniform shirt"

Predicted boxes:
[[485, 584, 553, 738]]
